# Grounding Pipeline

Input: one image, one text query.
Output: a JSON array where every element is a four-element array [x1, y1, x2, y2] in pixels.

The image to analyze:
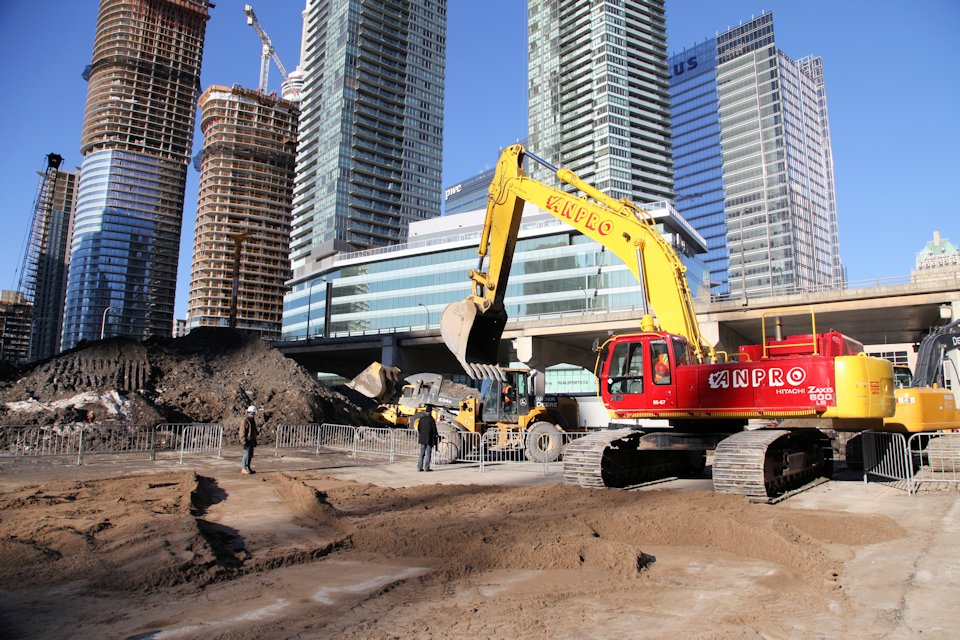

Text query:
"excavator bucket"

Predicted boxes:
[[346, 362, 402, 401], [440, 300, 507, 380]]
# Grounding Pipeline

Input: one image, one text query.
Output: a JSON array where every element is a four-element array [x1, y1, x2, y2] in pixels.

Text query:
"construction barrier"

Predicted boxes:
[[274, 423, 592, 474], [862, 431, 960, 494], [0, 423, 222, 466]]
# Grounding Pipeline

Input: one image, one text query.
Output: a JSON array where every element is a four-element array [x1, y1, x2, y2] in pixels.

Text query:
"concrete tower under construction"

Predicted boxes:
[[61, 0, 212, 350], [187, 86, 300, 339]]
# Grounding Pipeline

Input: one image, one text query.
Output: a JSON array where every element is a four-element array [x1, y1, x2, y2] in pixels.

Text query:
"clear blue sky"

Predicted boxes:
[[1, 1, 957, 321]]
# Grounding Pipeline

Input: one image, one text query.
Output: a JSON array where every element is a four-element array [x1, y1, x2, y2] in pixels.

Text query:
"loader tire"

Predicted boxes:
[[524, 422, 564, 463]]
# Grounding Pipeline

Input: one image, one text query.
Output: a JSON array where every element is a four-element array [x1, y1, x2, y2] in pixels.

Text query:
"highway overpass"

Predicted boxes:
[[275, 272, 960, 379]]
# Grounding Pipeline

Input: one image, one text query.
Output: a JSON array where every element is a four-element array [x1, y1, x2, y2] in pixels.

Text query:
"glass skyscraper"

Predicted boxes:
[[527, 0, 674, 204], [20, 155, 77, 362], [61, 0, 211, 349], [290, 0, 447, 281], [669, 13, 843, 298]]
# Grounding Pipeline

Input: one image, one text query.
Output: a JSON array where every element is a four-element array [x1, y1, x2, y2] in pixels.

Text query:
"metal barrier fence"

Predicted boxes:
[[274, 423, 593, 474], [0, 423, 222, 465], [862, 431, 960, 494]]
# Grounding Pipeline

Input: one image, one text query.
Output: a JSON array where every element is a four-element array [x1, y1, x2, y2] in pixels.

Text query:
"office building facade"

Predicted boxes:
[[187, 85, 299, 339], [61, 0, 211, 349], [669, 13, 843, 297], [444, 167, 494, 216], [281, 202, 708, 360], [20, 154, 78, 362], [527, 0, 673, 204], [289, 0, 446, 280]]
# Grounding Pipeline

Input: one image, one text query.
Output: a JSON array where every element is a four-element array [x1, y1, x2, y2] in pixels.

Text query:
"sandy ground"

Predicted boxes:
[[0, 449, 958, 640]]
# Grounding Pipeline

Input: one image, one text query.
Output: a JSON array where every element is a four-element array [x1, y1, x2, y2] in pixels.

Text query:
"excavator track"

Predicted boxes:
[[713, 429, 833, 499], [563, 429, 698, 489]]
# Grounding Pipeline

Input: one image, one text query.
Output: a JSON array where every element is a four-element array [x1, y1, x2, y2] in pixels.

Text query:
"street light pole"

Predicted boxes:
[[418, 303, 430, 328], [100, 306, 115, 340]]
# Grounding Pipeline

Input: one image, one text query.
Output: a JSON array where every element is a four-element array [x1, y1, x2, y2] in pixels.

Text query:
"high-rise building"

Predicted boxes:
[[0, 291, 33, 365], [915, 230, 960, 275], [527, 0, 673, 204], [669, 13, 843, 297], [19, 154, 78, 362], [443, 167, 495, 216], [289, 0, 447, 280], [187, 85, 300, 339], [61, 0, 212, 350]]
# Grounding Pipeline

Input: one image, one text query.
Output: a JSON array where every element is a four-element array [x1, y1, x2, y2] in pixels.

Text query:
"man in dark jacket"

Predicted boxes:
[[413, 405, 439, 472], [240, 405, 259, 475]]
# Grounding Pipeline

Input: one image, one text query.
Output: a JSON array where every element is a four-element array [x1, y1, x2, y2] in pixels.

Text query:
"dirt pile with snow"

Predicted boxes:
[[0, 328, 367, 439]]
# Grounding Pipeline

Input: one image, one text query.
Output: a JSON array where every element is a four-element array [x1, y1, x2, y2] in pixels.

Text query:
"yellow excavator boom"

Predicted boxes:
[[441, 144, 715, 378]]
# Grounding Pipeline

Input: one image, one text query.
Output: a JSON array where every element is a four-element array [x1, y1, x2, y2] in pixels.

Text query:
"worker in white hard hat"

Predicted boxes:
[[239, 405, 259, 475]]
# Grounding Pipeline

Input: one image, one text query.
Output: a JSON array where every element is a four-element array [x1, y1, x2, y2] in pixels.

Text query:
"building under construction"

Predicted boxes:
[[19, 154, 78, 362], [61, 0, 212, 349], [0, 291, 33, 365], [187, 85, 299, 339]]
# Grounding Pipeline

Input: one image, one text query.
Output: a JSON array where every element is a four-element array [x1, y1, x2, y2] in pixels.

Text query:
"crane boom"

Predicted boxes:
[[244, 4, 289, 92]]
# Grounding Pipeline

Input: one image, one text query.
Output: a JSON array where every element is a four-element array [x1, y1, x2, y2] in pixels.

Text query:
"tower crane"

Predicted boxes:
[[244, 4, 288, 93]]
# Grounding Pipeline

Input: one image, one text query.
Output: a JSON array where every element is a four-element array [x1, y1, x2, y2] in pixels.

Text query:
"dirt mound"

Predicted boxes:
[[0, 329, 369, 438], [0, 468, 915, 640], [0, 472, 221, 592]]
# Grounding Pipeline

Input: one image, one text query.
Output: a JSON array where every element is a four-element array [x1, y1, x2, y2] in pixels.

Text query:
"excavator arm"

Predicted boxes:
[[441, 144, 715, 378]]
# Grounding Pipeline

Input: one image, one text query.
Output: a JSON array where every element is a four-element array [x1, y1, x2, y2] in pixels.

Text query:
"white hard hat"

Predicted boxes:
[[247, 405, 257, 414]]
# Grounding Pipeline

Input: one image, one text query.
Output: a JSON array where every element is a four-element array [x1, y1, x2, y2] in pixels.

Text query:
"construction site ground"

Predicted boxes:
[[1, 449, 958, 640]]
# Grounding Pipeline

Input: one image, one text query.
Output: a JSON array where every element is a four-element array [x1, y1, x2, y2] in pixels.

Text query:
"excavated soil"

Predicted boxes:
[[0, 468, 909, 639], [0, 328, 369, 442]]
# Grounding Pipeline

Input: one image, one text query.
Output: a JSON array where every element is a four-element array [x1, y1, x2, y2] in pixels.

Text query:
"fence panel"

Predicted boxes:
[[862, 431, 912, 491], [150, 423, 223, 463], [908, 432, 960, 494], [0, 425, 83, 463], [274, 423, 324, 456], [317, 423, 363, 456]]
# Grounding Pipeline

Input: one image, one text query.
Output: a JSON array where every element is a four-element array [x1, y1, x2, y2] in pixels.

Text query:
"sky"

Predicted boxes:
[[0, 1, 957, 321]]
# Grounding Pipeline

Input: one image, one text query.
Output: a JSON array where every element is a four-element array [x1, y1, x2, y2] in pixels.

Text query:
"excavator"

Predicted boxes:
[[440, 144, 954, 498]]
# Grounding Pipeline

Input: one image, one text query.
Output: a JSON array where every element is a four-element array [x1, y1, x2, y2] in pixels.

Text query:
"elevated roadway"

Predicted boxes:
[[276, 272, 960, 377]]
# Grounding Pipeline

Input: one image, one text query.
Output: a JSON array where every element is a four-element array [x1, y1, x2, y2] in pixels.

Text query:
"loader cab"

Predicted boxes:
[[478, 369, 532, 422]]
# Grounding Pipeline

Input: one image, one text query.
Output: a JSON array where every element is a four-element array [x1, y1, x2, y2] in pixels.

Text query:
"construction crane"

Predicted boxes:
[[244, 4, 288, 92]]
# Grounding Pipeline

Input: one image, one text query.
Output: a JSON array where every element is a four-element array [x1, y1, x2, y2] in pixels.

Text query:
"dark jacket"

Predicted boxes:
[[413, 410, 438, 447], [239, 414, 258, 447]]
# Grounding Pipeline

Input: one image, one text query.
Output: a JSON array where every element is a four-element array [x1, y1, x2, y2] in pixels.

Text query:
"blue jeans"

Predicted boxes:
[[242, 444, 255, 471], [418, 444, 433, 471]]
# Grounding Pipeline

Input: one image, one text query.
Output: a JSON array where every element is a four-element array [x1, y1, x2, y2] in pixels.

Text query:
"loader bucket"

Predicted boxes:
[[346, 362, 401, 400], [440, 300, 507, 380]]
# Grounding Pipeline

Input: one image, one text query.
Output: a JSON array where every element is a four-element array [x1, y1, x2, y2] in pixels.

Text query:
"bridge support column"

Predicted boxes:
[[379, 335, 399, 369]]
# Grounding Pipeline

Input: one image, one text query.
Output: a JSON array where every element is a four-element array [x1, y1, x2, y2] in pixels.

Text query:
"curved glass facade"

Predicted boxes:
[[61, 150, 182, 348], [282, 210, 708, 340]]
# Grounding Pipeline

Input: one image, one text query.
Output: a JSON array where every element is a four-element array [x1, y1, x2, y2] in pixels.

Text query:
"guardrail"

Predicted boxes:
[[0, 423, 222, 466], [862, 431, 960, 494]]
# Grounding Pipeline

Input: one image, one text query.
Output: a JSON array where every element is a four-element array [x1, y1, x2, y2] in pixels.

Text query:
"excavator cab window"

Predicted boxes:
[[606, 341, 644, 395], [672, 338, 691, 366], [651, 339, 671, 385]]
